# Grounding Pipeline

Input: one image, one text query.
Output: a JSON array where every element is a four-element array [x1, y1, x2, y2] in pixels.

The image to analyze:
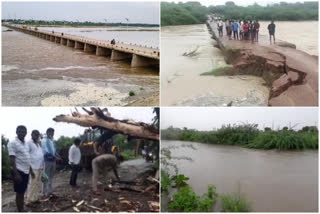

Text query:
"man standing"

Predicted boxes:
[[42, 128, 58, 197], [254, 20, 260, 42], [268, 20, 276, 44], [68, 138, 82, 187], [27, 130, 44, 204], [8, 125, 34, 212], [233, 21, 239, 40]]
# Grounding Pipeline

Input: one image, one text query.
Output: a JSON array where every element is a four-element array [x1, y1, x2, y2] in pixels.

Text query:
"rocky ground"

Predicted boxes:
[[2, 159, 159, 212]]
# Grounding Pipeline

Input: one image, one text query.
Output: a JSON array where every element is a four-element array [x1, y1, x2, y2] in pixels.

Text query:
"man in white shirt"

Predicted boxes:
[[68, 138, 81, 187], [8, 125, 34, 212], [27, 130, 44, 204]]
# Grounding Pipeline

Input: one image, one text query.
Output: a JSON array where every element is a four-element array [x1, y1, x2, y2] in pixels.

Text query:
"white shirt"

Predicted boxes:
[[7, 137, 31, 174], [68, 144, 81, 165], [28, 140, 44, 170]]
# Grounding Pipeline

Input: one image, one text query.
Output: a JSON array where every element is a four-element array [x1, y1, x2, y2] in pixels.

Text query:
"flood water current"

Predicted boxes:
[[162, 140, 318, 212], [161, 24, 269, 106], [2, 26, 159, 106]]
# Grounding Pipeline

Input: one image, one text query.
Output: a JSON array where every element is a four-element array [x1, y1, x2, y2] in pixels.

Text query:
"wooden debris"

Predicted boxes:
[[148, 201, 160, 212], [120, 200, 132, 206], [76, 200, 85, 207], [86, 204, 103, 211], [73, 207, 80, 212]]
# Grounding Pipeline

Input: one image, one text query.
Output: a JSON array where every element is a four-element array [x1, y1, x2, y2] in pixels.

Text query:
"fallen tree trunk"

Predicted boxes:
[[53, 107, 159, 141]]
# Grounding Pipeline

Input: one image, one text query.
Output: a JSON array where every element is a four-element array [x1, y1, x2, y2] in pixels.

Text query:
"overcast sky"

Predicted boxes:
[[161, 107, 318, 130], [1, 107, 154, 141], [2, 1, 160, 24], [171, 0, 306, 7]]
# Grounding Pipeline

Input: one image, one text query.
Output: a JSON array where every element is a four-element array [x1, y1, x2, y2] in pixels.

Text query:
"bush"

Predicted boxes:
[[129, 91, 135, 96], [161, 2, 209, 26], [161, 170, 172, 192], [172, 174, 189, 188], [220, 192, 251, 212], [169, 185, 217, 212]]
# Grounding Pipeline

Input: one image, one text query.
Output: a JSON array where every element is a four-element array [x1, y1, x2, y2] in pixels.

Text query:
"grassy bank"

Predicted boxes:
[[161, 124, 318, 150]]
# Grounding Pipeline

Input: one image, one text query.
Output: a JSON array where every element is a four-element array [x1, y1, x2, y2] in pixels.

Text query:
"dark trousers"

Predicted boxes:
[[70, 164, 80, 186], [233, 31, 238, 40]]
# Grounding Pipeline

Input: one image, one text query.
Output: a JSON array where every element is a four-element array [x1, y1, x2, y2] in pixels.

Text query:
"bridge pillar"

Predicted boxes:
[[96, 46, 112, 57], [46, 35, 50, 40], [55, 37, 61, 44], [67, 39, 75, 47], [84, 43, 96, 54], [75, 41, 84, 49], [111, 50, 132, 61], [61, 38, 68, 45], [50, 36, 55, 42], [131, 54, 159, 67]]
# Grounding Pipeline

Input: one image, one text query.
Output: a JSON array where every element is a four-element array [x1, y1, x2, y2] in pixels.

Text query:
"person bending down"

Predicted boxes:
[[92, 152, 124, 195]]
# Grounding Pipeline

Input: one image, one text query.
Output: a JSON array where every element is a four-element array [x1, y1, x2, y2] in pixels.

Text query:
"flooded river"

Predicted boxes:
[[2, 26, 159, 106], [162, 140, 318, 212], [39, 26, 159, 48], [258, 21, 318, 56], [161, 24, 269, 106]]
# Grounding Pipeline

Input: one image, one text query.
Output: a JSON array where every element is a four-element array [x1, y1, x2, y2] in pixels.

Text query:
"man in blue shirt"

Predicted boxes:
[[233, 21, 239, 40], [42, 128, 58, 197]]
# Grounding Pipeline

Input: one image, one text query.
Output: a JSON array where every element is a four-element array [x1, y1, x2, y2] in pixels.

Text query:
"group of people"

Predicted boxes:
[[217, 19, 276, 44], [8, 126, 60, 212], [8, 125, 123, 212]]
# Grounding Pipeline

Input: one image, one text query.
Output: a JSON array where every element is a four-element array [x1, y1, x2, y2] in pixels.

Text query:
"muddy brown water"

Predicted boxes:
[[2, 26, 159, 106], [258, 21, 318, 56], [39, 26, 159, 48], [162, 140, 318, 212], [161, 24, 269, 106]]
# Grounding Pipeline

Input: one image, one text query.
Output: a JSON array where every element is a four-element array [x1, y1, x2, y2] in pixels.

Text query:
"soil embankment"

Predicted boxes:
[[207, 19, 318, 106]]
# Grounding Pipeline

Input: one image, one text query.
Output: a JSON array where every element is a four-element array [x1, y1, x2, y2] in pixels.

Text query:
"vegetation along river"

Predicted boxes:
[[162, 140, 318, 212]]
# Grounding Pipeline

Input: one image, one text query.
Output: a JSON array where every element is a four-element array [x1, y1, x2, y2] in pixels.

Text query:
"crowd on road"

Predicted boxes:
[[7, 125, 123, 212], [216, 19, 276, 44]]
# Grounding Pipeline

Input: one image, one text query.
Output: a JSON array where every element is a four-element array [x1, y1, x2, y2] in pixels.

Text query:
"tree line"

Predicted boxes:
[[161, 1, 318, 26], [161, 124, 318, 150], [2, 19, 159, 27]]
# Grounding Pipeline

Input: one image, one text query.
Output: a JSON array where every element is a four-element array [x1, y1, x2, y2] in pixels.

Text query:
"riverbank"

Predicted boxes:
[[207, 18, 318, 106], [161, 125, 318, 150]]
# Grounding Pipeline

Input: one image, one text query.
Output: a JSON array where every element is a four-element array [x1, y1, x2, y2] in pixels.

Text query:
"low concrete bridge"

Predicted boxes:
[[4, 24, 159, 67]]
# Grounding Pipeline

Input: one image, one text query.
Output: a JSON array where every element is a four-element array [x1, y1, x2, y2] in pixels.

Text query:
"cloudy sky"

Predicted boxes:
[[161, 107, 318, 130], [171, 0, 306, 6], [2, 1, 160, 24], [1, 107, 155, 141]]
